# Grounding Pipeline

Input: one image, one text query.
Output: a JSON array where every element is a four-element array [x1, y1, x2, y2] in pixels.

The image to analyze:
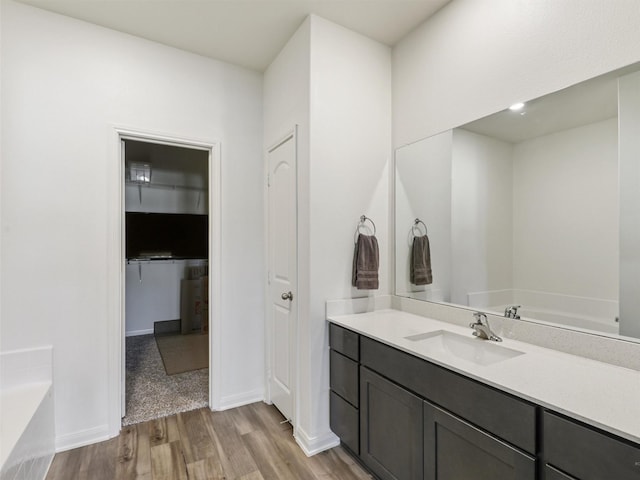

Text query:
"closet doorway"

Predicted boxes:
[[119, 136, 216, 426]]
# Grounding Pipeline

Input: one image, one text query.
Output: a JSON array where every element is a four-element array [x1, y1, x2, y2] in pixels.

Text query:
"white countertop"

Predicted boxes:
[[328, 309, 640, 445]]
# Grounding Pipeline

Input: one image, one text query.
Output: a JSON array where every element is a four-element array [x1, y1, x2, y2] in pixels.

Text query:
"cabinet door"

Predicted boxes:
[[544, 465, 577, 480], [424, 402, 536, 480], [544, 411, 640, 480], [330, 391, 359, 455], [361, 336, 536, 454], [360, 367, 423, 480]]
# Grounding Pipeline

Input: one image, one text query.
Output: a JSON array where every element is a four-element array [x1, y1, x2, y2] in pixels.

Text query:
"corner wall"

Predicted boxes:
[[264, 14, 391, 454], [304, 15, 391, 452], [1, 0, 264, 449], [262, 15, 311, 438]]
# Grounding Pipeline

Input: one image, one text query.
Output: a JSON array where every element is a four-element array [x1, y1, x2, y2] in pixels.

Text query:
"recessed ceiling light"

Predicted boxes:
[[509, 102, 525, 111]]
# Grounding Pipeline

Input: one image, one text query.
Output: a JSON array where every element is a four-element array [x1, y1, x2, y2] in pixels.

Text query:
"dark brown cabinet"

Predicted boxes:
[[360, 367, 423, 480], [330, 349, 359, 406], [360, 335, 536, 455], [544, 466, 577, 480], [331, 323, 535, 479], [543, 411, 640, 480], [329, 391, 359, 454], [329, 324, 360, 455], [424, 402, 535, 480], [329, 322, 640, 480]]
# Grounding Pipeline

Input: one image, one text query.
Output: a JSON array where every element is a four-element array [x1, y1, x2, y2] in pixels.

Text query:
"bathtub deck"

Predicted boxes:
[[0, 382, 51, 467]]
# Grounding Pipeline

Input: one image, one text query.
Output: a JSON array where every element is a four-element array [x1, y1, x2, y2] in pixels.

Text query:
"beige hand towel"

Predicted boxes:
[[352, 234, 379, 290], [411, 235, 432, 285]]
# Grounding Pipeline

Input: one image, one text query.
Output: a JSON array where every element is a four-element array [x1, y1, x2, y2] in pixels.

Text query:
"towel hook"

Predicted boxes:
[[412, 218, 428, 236], [354, 215, 376, 243]]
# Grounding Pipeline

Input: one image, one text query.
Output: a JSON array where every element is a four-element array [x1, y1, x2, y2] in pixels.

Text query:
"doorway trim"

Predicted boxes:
[[107, 126, 222, 437]]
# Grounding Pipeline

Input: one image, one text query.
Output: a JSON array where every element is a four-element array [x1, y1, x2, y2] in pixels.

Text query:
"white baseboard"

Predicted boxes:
[[217, 388, 264, 411], [125, 328, 154, 337], [294, 426, 340, 457], [55, 424, 111, 453]]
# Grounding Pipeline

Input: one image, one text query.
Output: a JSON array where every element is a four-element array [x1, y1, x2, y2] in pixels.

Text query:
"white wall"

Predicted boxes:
[[1, 0, 264, 449], [125, 184, 208, 215], [395, 131, 452, 301], [451, 129, 513, 305], [305, 15, 391, 450], [393, 0, 640, 148], [512, 118, 618, 300], [125, 259, 208, 336]]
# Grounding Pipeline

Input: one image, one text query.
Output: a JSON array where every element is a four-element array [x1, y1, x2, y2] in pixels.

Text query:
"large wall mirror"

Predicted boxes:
[[395, 62, 640, 341]]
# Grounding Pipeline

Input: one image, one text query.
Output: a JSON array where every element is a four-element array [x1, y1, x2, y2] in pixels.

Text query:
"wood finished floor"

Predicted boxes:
[[45, 402, 373, 480]]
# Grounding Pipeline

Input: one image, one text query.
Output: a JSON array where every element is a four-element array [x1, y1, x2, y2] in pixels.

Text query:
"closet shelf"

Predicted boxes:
[[125, 180, 206, 192], [127, 256, 208, 263]]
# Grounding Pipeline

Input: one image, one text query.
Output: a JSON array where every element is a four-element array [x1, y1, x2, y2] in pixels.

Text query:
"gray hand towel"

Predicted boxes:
[[352, 234, 379, 290], [411, 235, 432, 285]]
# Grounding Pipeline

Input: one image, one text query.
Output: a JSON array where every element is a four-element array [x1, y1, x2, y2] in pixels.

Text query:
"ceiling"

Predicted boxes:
[[17, 0, 451, 72]]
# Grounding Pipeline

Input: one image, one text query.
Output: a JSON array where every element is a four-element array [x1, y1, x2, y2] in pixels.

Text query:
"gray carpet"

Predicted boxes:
[[123, 334, 208, 426]]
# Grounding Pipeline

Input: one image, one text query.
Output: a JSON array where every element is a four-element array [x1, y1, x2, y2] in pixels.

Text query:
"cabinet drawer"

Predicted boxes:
[[543, 411, 640, 480], [330, 391, 359, 455], [361, 336, 537, 454], [425, 402, 536, 480], [329, 324, 359, 361], [330, 350, 359, 407], [544, 465, 577, 480]]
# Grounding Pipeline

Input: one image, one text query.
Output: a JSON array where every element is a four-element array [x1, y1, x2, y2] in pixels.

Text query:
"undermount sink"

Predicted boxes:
[[404, 330, 525, 366]]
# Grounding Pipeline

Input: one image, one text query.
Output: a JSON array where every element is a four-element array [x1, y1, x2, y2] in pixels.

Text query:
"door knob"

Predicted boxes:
[[281, 291, 293, 301]]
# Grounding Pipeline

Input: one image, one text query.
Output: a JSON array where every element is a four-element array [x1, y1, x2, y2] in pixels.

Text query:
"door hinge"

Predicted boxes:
[[267, 270, 271, 284], [267, 174, 270, 187]]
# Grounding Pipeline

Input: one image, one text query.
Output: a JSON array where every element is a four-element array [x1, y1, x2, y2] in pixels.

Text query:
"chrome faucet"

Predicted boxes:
[[469, 312, 502, 342], [504, 305, 521, 319]]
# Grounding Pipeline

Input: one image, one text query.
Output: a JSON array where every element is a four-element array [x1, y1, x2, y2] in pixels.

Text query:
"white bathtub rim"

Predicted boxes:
[[0, 381, 52, 468]]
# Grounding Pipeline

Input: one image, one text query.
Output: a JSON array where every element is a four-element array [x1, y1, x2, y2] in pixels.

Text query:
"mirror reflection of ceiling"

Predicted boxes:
[[462, 63, 640, 143]]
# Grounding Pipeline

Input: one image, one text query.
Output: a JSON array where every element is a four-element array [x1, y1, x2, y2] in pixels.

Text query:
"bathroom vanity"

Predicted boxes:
[[328, 309, 640, 480]]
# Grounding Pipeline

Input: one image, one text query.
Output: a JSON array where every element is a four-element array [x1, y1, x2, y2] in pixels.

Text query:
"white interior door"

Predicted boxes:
[[267, 130, 297, 422]]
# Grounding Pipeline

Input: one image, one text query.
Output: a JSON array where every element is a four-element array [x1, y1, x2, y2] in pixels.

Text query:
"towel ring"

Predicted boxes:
[[354, 215, 376, 242], [412, 218, 428, 236]]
